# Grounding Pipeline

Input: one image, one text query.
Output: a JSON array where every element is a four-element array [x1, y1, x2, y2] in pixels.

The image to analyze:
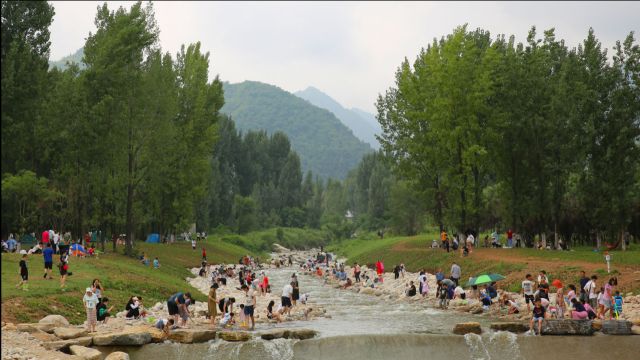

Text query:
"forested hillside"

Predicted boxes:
[[295, 86, 381, 149], [48, 47, 85, 70], [222, 81, 373, 179]]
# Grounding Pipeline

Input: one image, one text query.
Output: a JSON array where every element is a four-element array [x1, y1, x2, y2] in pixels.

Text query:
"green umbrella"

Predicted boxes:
[[465, 273, 506, 287]]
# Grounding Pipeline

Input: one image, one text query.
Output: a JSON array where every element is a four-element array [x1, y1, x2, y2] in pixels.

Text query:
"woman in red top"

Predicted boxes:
[[202, 247, 207, 261], [261, 273, 269, 296]]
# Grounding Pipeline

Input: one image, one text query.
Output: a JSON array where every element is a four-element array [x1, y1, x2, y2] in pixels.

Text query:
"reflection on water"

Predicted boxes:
[[112, 266, 640, 360]]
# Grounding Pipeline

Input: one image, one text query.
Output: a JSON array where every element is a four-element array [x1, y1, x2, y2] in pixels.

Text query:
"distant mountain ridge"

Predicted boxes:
[[222, 81, 373, 179], [49, 47, 85, 70], [294, 86, 381, 149]]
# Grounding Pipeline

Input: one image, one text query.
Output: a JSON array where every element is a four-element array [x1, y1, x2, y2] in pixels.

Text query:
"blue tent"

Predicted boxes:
[[146, 233, 160, 243], [70, 243, 87, 255]]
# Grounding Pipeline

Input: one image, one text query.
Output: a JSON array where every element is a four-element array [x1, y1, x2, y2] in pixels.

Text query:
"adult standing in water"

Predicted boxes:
[[208, 283, 218, 328], [281, 281, 293, 315], [291, 273, 300, 306]]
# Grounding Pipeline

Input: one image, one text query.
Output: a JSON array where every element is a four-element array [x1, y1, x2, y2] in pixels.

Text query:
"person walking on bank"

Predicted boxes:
[[43, 243, 54, 280], [450, 262, 461, 286], [16, 254, 29, 291]]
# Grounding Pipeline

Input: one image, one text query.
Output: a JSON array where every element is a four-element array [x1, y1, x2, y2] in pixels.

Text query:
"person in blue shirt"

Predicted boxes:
[[167, 292, 192, 326], [42, 243, 54, 280], [613, 291, 624, 319]]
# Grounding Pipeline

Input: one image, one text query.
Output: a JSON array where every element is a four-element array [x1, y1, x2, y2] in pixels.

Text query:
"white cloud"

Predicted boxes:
[[48, 1, 639, 113]]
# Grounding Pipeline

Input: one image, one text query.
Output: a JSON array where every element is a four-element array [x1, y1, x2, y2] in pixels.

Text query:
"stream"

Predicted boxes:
[[108, 262, 640, 359]]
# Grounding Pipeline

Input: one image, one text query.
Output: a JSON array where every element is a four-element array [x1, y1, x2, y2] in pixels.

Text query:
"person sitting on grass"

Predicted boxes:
[[97, 297, 114, 324], [153, 257, 160, 269], [529, 299, 546, 336]]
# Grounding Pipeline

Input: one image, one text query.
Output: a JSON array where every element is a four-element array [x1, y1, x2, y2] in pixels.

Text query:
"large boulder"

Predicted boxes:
[[93, 331, 152, 346], [69, 345, 102, 360], [168, 329, 216, 343], [43, 337, 93, 351], [453, 322, 482, 335], [601, 320, 633, 335], [490, 322, 529, 333], [218, 331, 251, 342], [541, 320, 593, 336], [30, 329, 59, 342], [260, 329, 287, 340], [631, 326, 640, 335], [39, 314, 70, 327], [105, 352, 130, 360], [17, 323, 56, 333], [54, 327, 89, 340], [286, 328, 317, 340], [630, 319, 640, 326], [126, 326, 165, 343]]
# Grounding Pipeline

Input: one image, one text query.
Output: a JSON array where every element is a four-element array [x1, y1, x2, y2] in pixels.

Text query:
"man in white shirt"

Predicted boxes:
[[584, 275, 598, 309], [242, 284, 256, 330], [53, 231, 60, 254], [281, 282, 293, 315]]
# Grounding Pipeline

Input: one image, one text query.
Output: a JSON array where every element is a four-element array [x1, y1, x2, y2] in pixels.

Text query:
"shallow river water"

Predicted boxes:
[[106, 266, 640, 360]]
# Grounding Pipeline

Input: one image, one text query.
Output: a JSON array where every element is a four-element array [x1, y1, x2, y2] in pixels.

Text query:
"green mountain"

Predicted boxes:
[[49, 47, 85, 70], [222, 81, 373, 179], [295, 86, 381, 149]]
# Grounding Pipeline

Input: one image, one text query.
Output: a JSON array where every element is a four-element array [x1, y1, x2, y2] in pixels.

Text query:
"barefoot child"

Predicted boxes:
[[529, 299, 545, 336]]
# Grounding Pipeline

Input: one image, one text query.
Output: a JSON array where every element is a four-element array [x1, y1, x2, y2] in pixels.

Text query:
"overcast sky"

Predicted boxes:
[[48, 1, 639, 113]]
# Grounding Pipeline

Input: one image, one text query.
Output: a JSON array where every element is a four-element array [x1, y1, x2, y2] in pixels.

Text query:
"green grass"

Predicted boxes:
[[1, 237, 253, 324], [328, 233, 640, 292]]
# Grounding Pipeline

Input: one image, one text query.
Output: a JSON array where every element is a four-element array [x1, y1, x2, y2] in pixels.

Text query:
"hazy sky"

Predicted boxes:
[[49, 1, 639, 113]]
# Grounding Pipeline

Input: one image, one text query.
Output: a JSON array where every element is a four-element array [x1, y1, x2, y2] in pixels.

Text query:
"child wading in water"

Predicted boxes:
[[16, 254, 29, 291]]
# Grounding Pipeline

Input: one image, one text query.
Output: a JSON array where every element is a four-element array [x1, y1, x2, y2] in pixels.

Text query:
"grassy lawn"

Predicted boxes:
[[1, 236, 253, 324]]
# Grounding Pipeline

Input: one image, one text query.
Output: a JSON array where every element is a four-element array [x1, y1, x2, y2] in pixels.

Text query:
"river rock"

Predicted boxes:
[[490, 322, 529, 333], [591, 319, 602, 331], [453, 322, 482, 335], [30, 329, 59, 342], [359, 287, 375, 295], [218, 331, 251, 342], [42, 336, 92, 351], [541, 320, 593, 336], [105, 352, 130, 360], [54, 327, 89, 340], [93, 331, 152, 346], [39, 314, 70, 327], [601, 320, 633, 335], [2, 322, 17, 331], [286, 328, 318, 340], [168, 329, 216, 343], [630, 319, 640, 326], [632, 326, 640, 335], [70, 345, 102, 360], [17, 323, 56, 333], [260, 328, 287, 340]]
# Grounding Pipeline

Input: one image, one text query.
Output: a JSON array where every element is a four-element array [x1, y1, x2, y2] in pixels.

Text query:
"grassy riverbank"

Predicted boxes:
[[1, 237, 253, 325], [328, 234, 640, 293]]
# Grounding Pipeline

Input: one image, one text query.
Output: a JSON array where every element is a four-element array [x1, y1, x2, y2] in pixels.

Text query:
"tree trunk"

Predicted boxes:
[[125, 137, 135, 255], [554, 223, 558, 250], [541, 232, 546, 249], [596, 232, 601, 249], [621, 228, 626, 251]]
